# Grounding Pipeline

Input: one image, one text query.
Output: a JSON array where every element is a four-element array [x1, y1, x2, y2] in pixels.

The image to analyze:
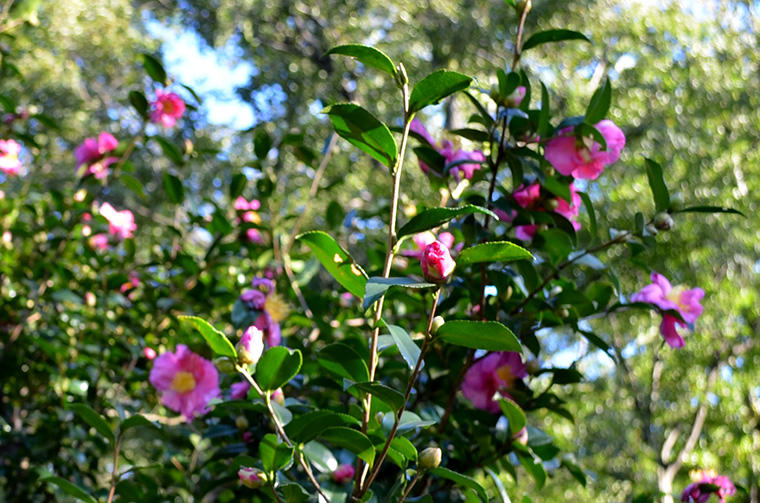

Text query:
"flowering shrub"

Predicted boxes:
[[0, 3, 747, 503]]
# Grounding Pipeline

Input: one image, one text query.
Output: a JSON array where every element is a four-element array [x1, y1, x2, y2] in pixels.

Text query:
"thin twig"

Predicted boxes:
[[511, 1, 532, 69], [397, 472, 421, 502], [106, 435, 122, 503]]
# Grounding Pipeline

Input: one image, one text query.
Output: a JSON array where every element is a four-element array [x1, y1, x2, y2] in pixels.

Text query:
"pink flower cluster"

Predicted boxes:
[[240, 277, 285, 346], [150, 89, 186, 128], [234, 196, 263, 243], [75, 132, 119, 179], [149, 344, 220, 420], [632, 272, 704, 348], [99, 202, 137, 240], [0, 139, 22, 176], [681, 471, 735, 503], [411, 119, 486, 180], [462, 351, 527, 413], [495, 182, 582, 241], [332, 464, 355, 484], [545, 120, 625, 180]]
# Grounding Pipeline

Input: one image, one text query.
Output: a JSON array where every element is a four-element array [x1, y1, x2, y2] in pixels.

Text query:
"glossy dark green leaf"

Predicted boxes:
[[323, 103, 397, 168], [577, 191, 597, 239], [326, 44, 396, 77], [119, 414, 158, 433], [68, 403, 114, 445], [561, 459, 587, 487], [585, 78, 611, 124], [296, 231, 367, 297], [538, 82, 551, 138], [390, 436, 417, 463], [259, 433, 294, 472], [521, 29, 591, 52], [321, 427, 375, 466], [430, 467, 489, 502], [458, 241, 533, 265], [383, 322, 421, 370], [409, 70, 473, 114], [302, 441, 338, 472], [41, 476, 97, 503], [516, 451, 547, 489], [128, 90, 148, 118], [449, 128, 491, 142], [536, 228, 574, 264], [285, 411, 360, 444], [498, 397, 527, 433], [644, 157, 670, 212], [154, 136, 184, 165], [349, 381, 405, 410], [178, 315, 236, 358], [279, 484, 310, 502], [229, 173, 247, 199], [674, 205, 744, 216], [317, 343, 369, 382], [397, 205, 497, 239], [256, 346, 303, 390], [140, 53, 167, 85], [120, 174, 145, 199], [254, 129, 272, 160], [438, 320, 521, 352], [363, 277, 436, 310]]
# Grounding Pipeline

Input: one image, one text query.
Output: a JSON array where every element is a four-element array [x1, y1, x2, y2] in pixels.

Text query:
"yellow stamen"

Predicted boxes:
[[265, 293, 290, 323], [496, 364, 516, 389], [171, 371, 196, 393]]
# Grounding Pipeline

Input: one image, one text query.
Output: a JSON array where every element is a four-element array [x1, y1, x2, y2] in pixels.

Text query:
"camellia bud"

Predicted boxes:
[[235, 415, 249, 430], [420, 241, 456, 284], [332, 464, 356, 484], [544, 198, 560, 211], [375, 411, 385, 425], [418, 446, 442, 470], [143, 347, 157, 360], [511, 427, 529, 446], [431, 316, 445, 335], [653, 212, 674, 231], [238, 467, 266, 488], [525, 359, 540, 375], [271, 388, 285, 406], [237, 326, 265, 365], [557, 306, 570, 319], [213, 357, 236, 374]]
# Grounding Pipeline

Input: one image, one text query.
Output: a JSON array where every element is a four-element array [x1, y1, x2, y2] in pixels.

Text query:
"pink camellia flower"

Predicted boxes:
[[229, 380, 252, 400], [403, 231, 458, 259], [461, 351, 527, 413], [681, 470, 736, 503], [237, 326, 265, 365], [332, 464, 355, 484], [98, 202, 136, 240], [238, 467, 265, 489], [246, 228, 263, 244], [143, 347, 157, 360], [74, 132, 119, 179], [234, 196, 261, 211], [120, 272, 140, 293], [506, 86, 526, 107], [240, 278, 287, 346], [150, 89, 186, 128], [149, 344, 220, 420], [410, 119, 485, 179], [421, 240, 456, 283], [513, 183, 541, 208], [631, 272, 704, 348], [0, 139, 22, 176], [271, 388, 285, 406], [89, 234, 109, 250], [498, 182, 582, 241], [545, 119, 625, 180]]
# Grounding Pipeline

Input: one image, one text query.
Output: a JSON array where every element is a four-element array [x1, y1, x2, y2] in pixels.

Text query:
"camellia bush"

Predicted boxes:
[[0, 2, 747, 502]]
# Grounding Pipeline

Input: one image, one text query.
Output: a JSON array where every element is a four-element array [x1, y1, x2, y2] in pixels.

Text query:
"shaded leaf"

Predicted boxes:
[[317, 343, 369, 383], [409, 70, 472, 114], [285, 411, 360, 444], [326, 44, 396, 77], [397, 205, 497, 239], [431, 467, 489, 503], [383, 322, 421, 370], [321, 427, 375, 466], [521, 29, 591, 52], [349, 381, 405, 410], [259, 433, 294, 472], [585, 78, 611, 124], [256, 347, 303, 391], [140, 53, 167, 85], [68, 404, 114, 445], [644, 157, 670, 212], [297, 231, 367, 298], [323, 103, 397, 168], [363, 277, 436, 310], [41, 476, 97, 503]]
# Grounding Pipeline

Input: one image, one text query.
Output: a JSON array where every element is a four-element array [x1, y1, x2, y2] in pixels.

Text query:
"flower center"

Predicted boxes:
[[171, 371, 196, 393], [496, 364, 516, 389], [265, 293, 289, 323], [162, 100, 175, 115], [666, 285, 687, 311]]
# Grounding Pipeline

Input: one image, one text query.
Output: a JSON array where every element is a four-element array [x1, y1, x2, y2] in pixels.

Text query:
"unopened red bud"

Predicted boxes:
[[237, 326, 264, 365]]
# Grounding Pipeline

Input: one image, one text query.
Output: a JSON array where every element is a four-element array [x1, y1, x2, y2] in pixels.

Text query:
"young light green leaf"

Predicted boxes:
[[430, 467, 489, 503], [42, 476, 97, 503], [68, 403, 115, 445], [297, 231, 367, 298], [363, 277, 436, 310], [644, 157, 670, 212], [498, 397, 527, 433], [349, 381, 405, 410], [317, 343, 370, 383], [409, 70, 473, 114], [256, 346, 303, 391], [521, 29, 591, 52], [326, 44, 397, 77], [323, 103, 397, 168], [178, 315, 237, 358], [397, 205, 497, 239], [585, 78, 612, 125], [438, 320, 521, 352], [457, 242, 533, 265], [321, 427, 375, 466], [383, 322, 422, 370], [259, 433, 294, 472]]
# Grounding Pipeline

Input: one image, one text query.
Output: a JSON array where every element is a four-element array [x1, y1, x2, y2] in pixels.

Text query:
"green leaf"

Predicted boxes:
[[516, 451, 546, 489], [542, 175, 571, 202], [577, 191, 597, 239], [326, 44, 397, 77], [229, 173, 247, 199], [574, 122, 607, 150], [449, 128, 491, 142], [279, 484, 310, 502], [397, 205, 497, 239], [120, 174, 145, 199], [485, 467, 512, 503], [674, 205, 745, 217], [390, 436, 417, 463], [457, 242, 533, 265], [349, 381, 405, 410], [259, 433, 294, 472], [256, 346, 303, 391], [119, 414, 158, 433], [498, 397, 527, 433], [297, 230, 368, 298], [140, 53, 168, 85], [68, 403, 114, 445], [561, 459, 587, 487], [323, 103, 397, 168], [409, 70, 473, 114], [363, 277, 436, 310], [431, 467, 489, 503], [317, 343, 370, 382], [154, 136, 184, 165], [537, 82, 551, 138], [128, 90, 148, 118], [321, 427, 375, 466], [437, 320, 521, 352], [254, 129, 272, 160], [41, 476, 97, 503], [585, 78, 611, 124], [178, 315, 236, 358], [497, 69, 521, 100], [302, 440, 338, 472], [535, 228, 574, 265], [521, 29, 591, 52], [383, 323, 421, 370], [644, 157, 670, 212], [285, 411, 360, 444]]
